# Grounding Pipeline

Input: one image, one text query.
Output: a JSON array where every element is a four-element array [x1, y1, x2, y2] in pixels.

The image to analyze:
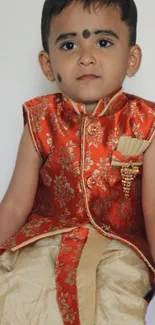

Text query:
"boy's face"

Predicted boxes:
[[40, 2, 141, 109]]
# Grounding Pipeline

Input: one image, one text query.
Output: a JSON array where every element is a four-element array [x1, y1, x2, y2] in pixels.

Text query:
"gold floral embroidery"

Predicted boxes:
[[44, 150, 55, 168], [148, 107, 155, 117], [148, 119, 155, 141], [87, 121, 105, 148], [31, 97, 53, 133], [59, 208, 71, 224], [132, 123, 145, 139], [56, 98, 64, 116], [54, 172, 75, 208], [64, 265, 76, 286], [40, 169, 52, 187], [128, 101, 146, 122], [75, 184, 85, 214], [49, 113, 57, 131], [59, 292, 77, 324], [90, 197, 112, 218], [1, 235, 17, 250], [96, 156, 118, 184], [46, 133, 53, 148], [50, 113, 65, 136], [117, 201, 137, 228], [107, 127, 121, 150], [58, 141, 80, 177], [60, 244, 73, 256], [21, 218, 51, 237], [96, 156, 110, 174], [84, 150, 95, 171]]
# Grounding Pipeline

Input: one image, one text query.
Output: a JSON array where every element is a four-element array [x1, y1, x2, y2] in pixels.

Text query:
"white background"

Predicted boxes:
[[0, 0, 155, 322]]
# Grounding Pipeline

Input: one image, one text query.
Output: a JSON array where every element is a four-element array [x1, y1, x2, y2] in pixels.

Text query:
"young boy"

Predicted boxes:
[[0, 0, 155, 324]]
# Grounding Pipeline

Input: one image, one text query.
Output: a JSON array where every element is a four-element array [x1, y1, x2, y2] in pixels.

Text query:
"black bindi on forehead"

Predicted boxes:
[[57, 73, 62, 83], [82, 29, 91, 39]]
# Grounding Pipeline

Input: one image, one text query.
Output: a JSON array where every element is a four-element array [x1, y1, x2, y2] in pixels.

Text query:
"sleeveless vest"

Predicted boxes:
[[1, 89, 155, 273]]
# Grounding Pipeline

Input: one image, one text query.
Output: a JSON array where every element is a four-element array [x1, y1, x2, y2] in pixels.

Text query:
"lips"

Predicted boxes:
[[77, 74, 100, 80]]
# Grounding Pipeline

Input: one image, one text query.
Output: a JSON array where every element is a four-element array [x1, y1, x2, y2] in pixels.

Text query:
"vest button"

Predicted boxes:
[[87, 123, 97, 135], [87, 176, 96, 188]]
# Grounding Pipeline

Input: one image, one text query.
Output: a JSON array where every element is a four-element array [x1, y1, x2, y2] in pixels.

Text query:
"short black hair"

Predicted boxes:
[[41, 0, 138, 53]]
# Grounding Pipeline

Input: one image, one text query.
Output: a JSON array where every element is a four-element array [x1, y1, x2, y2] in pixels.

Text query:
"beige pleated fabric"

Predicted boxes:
[[0, 236, 64, 325], [95, 239, 151, 325], [0, 226, 151, 325]]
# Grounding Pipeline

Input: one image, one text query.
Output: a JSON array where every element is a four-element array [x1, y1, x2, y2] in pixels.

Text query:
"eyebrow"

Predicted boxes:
[[55, 33, 77, 44], [55, 29, 119, 45], [94, 29, 119, 39]]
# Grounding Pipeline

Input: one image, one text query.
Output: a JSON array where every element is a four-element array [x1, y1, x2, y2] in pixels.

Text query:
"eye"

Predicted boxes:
[[97, 39, 113, 48], [61, 42, 77, 51]]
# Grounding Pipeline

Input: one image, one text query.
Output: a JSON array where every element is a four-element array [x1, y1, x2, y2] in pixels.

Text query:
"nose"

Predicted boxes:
[[78, 48, 96, 66]]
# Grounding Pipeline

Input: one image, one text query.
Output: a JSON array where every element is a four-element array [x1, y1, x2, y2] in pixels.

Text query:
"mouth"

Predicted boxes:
[[77, 74, 100, 81]]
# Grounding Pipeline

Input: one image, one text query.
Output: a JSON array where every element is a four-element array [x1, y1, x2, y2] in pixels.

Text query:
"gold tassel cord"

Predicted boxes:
[[121, 165, 139, 199]]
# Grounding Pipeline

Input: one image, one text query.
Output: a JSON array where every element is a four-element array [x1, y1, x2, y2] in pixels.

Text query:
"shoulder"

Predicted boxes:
[[23, 93, 63, 157], [22, 92, 63, 134], [23, 93, 63, 116], [124, 92, 155, 113]]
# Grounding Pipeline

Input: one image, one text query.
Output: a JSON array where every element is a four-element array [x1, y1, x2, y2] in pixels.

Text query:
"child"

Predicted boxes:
[[0, 0, 155, 324]]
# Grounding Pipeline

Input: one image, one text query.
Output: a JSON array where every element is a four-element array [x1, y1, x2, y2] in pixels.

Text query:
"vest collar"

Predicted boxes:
[[62, 88, 127, 117]]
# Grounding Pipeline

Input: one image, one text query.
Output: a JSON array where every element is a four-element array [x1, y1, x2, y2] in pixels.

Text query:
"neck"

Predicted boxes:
[[85, 102, 99, 114], [64, 87, 123, 116]]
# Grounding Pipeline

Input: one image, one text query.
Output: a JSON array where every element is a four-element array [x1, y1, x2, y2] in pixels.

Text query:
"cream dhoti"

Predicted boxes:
[[0, 225, 151, 325]]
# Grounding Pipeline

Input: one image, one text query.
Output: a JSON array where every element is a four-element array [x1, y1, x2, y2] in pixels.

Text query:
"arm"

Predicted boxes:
[[0, 124, 42, 246], [142, 136, 155, 262]]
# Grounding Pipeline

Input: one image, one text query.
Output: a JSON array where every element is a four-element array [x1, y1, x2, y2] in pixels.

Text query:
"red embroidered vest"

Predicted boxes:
[[1, 89, 155, 273]]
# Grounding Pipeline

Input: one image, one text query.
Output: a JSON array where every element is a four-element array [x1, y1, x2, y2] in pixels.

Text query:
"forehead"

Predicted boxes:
[[49, 2, 129, 39]]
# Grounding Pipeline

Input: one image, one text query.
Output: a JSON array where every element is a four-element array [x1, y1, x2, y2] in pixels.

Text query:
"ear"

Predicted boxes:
[[127, 45, 142, 78], [39, 51, 55, 81]]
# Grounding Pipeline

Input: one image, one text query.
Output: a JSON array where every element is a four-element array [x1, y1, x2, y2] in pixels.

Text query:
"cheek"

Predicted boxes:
[[105, 52, 128, 74], [55, 50, 77, 66]]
